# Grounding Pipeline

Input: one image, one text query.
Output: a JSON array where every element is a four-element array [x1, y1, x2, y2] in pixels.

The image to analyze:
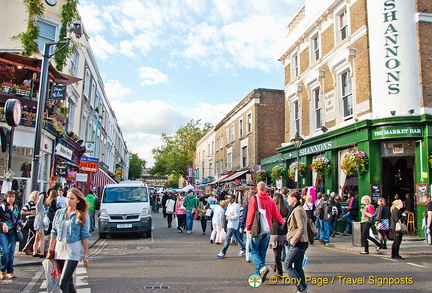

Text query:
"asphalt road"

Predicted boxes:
[[5, 211, 432, 292]]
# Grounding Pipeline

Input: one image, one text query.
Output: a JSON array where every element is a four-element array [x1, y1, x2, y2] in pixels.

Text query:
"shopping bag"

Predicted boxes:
[[42, 259, 61, 293]]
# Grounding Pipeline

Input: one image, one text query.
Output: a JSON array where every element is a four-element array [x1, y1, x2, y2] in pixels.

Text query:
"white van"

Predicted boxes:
[[98, 181, 152, 239]]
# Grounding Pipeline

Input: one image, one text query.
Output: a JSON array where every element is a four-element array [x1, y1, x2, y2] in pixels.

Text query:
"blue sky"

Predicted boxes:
[[78, 0, 306, 166]]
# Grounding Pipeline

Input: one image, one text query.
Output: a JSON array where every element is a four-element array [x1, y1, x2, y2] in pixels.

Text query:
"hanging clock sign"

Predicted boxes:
[[45, 0, 57, 6], [5, 99, 22, 127]]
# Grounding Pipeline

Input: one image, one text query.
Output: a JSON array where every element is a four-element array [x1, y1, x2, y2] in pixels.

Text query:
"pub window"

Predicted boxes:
[[341, 70, 353, 119]]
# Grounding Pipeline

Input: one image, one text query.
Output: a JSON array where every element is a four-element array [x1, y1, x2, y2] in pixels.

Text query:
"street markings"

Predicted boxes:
[[407, 262, 424, 268]]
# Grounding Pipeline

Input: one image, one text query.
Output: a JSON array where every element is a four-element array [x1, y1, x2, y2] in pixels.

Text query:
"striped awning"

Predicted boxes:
[[92, 168, 117, 188]]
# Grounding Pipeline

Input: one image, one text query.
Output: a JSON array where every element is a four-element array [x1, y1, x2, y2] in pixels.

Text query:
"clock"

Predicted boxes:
[[45, 0, 57, 6], [5, 99, 22, 127]]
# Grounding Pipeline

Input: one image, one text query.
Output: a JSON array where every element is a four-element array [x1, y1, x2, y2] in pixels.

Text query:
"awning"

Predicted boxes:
[[212, 172, 235, 184], [0, 52, 81, 85], [92, 168, 117, 188], [220, 170, 249, 183]]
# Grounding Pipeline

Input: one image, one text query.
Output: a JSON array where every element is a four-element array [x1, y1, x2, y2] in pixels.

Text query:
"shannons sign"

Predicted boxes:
[[372, 126, 422, 140], [299, 141, 332, 156]]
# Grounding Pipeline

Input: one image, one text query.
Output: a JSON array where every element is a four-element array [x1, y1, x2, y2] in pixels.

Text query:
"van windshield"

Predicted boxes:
[[103, 187, 149, 203]]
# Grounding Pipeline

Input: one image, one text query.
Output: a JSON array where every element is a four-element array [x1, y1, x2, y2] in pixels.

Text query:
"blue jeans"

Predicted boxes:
[[186, 210, 194, 231], [249, 232, 270, 273], [283, 245, 308, 292], [342, 212, 352, 233], [281, 245, 286, 261], [315, 218, 322, 239], [321, 221, 330, 242], [221, 228, 245, 254], [0, 232, 17, 273]]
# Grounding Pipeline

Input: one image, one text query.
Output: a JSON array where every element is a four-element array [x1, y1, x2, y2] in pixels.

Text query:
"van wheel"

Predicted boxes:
[[99, 233, 107, 239]]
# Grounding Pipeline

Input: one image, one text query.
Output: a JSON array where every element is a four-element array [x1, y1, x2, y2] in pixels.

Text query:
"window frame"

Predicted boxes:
[[239, 118, 243, 138], [292, 99, 300, 134], [241, 146, 248, 168], [336, 8, 349, 43], [247, 112, 252, 133], [310, 33, 320, 63], [291, 53, 299, 78], [340, 69, 353, 120], [312, 86, 322, 130], [36, 18, 59, 53]]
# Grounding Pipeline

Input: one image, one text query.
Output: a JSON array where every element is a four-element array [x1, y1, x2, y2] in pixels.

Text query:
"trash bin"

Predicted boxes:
[[352, 221, 362, 247]]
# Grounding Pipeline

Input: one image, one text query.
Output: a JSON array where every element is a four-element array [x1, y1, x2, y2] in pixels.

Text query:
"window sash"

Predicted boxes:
[[341, 71, 353, 117], [314, 88, 322, 129]]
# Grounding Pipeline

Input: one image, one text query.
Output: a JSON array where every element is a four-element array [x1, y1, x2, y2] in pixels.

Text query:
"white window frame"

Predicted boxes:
[[70, 49, 79, 76], [226, 128, 230, 145], [340, 69, 353, 120], [292, 99, 300, 135], [336, 7, 349, 43], [231, 124, 235, 142], [83, 68, 91, 100], [227, 152, 232, 171], [36, 18, 59, 53], [239, 119, 243, 138], [241, 146, 248, 168], [291, 53, 299, 78], [312, 86, 322, 130], [310, 33, 320, 63], [247, 112, 252, 133]]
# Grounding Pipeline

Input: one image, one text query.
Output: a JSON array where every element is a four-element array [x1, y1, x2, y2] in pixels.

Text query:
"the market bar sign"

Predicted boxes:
[[372, 125, 422, 140]]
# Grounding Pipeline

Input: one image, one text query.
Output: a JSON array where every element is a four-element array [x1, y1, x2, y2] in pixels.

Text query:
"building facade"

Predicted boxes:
[[262, 0, 432, 236], [194, 88, 285, 188], [0, 0, 128, 198]]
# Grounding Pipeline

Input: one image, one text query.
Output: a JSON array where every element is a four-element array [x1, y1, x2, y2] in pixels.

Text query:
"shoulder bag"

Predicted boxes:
[[395, 219, 408, 234], [250, 195, 270, 237]]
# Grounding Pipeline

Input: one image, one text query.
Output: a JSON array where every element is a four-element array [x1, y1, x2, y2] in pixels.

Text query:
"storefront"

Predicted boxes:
[[261, 115, 432, 237]]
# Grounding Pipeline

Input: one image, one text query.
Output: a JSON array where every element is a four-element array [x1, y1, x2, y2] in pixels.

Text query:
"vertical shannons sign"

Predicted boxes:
[[367, 0, 420, 117]]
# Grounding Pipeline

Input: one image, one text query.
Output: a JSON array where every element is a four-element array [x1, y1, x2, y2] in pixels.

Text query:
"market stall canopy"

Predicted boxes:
[[179, 184, 194, 192], [219, 169, 249, 183], [0, 52, 81, 85]]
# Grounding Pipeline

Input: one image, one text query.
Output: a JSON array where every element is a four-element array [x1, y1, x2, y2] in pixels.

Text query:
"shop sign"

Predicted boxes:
[[76, 173, 88, 182], [55, 144, 73, 160], [372, 126, 422, 140], [324, 91, 336, 122], [50, 85, 66, 100], [55, 163, 68, 177], [299, 141, 333, 156], [80, 157, 98, 172]]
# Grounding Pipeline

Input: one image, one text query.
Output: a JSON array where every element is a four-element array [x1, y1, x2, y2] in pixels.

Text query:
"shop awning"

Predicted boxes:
[[212, 172, 235, 184], [220, 170, 249, 183], [0, 52, 81, 85], [92, 168, 117, 188]]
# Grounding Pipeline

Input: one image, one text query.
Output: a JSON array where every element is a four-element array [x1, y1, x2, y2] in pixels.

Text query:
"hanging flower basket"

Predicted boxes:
[[341, 151, 368, 176], [288, 161, 306, 180], [311, 155, 331, 177], [254, 170, 267, 182], [271, 165, 284, 182], [428, 154, 432, 168]]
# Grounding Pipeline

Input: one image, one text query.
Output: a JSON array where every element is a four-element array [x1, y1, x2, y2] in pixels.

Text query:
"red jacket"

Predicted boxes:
[[246, 192, 284, 231]]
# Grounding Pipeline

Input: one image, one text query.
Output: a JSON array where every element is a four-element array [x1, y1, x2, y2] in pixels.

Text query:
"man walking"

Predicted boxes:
[[246, 182, 284, 283], [183, 189, 199, 233], [85, 191, 96, 232], [216, 194, 246, 258]]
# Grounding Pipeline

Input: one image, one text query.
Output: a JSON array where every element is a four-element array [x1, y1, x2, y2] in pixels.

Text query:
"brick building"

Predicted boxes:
[[194, 88, 285, 187], [261, 0, 432, 236]]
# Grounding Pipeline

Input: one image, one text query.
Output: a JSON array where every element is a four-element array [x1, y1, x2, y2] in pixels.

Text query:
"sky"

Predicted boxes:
[[77, 0, 306, 167]]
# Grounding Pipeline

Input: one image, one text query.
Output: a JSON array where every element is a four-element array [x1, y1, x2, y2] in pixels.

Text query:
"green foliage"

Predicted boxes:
[[54, 0, 80, 70], [164, 177, 179, 189], [271, 165, 283, 182], [254, 170, 267, 183], [151, 119, 213, 178], [128, 153, 146, 180], [13, 0, 44, 56]]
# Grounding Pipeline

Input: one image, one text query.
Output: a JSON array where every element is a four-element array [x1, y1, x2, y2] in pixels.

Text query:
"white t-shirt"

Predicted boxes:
[[57, 196, 67, 208]]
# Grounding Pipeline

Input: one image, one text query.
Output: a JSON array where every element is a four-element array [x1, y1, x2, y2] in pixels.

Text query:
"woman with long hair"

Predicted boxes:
[[375, 197, 391, 249], [390, 199, 405, 259], [33, 191, 46, 257], [47, 188, 90, 292], [46, 190, 59, 234], [283, 191, 309, 293], [269, 192, 289, 277], [360, 195, 382, 254], [174, 195, 186, 232], [0, 190, 24, 279]]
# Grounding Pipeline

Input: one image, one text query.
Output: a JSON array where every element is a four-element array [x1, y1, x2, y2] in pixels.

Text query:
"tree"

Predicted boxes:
[[128, 153, 146, 180], [150, 119, 212, 178]]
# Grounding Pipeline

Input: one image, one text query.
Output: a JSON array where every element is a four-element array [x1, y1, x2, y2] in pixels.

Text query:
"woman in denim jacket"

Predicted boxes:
[[47, 188, 90, 292]]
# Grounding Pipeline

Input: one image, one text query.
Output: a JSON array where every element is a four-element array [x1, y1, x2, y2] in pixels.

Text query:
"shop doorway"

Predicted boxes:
[[382, 156, 415, 204]]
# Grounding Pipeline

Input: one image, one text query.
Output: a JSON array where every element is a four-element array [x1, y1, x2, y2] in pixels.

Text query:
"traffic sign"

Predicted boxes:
[[115, 169, 124, 177]]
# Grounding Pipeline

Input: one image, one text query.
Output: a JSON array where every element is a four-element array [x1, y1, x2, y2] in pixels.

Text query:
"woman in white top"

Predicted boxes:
[[47, 188, 90, 293], [209, 200, 227, 244]]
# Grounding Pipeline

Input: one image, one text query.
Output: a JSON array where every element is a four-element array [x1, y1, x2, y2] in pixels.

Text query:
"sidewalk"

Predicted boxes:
[[318, 232, 432, 256], [14, 229, 100, 267]]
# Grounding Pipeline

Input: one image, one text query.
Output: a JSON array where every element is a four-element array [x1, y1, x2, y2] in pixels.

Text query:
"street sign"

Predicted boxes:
[[115, 169, 124, 177], [80, 157, 98, 172]]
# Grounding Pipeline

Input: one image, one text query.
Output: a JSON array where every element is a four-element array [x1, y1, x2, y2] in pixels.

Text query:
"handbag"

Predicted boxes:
[[250, 195, 270, 237], [42, 259, 61, 293], [179, 204, 186, 211], [205, 208, 212, 217], [395, 220, 408, 233], [16, 228, 24, 242]]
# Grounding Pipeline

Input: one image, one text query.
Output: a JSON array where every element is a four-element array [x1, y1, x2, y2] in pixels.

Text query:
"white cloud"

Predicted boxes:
[[88, 35, 117, 60], [188, 102, 236, 126], [123, 132, 162, 166], [104, 80, 133, 100], [138, 67, 168, 86]]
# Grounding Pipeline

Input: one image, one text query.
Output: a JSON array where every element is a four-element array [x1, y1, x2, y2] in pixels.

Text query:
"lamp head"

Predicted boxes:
[[390, 110, 396, 116], [290, 132, 304, 149], [408, 109, 414, 114], [320, 126, 328, 133]]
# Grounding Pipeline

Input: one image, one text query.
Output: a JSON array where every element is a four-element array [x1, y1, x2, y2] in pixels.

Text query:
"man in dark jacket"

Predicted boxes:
[[329, 193, 342, 237]]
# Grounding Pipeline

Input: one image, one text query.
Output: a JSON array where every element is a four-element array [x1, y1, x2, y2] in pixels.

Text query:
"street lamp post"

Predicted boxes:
[[30, 21, 82, 191], [291, 132, 304, 189]]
